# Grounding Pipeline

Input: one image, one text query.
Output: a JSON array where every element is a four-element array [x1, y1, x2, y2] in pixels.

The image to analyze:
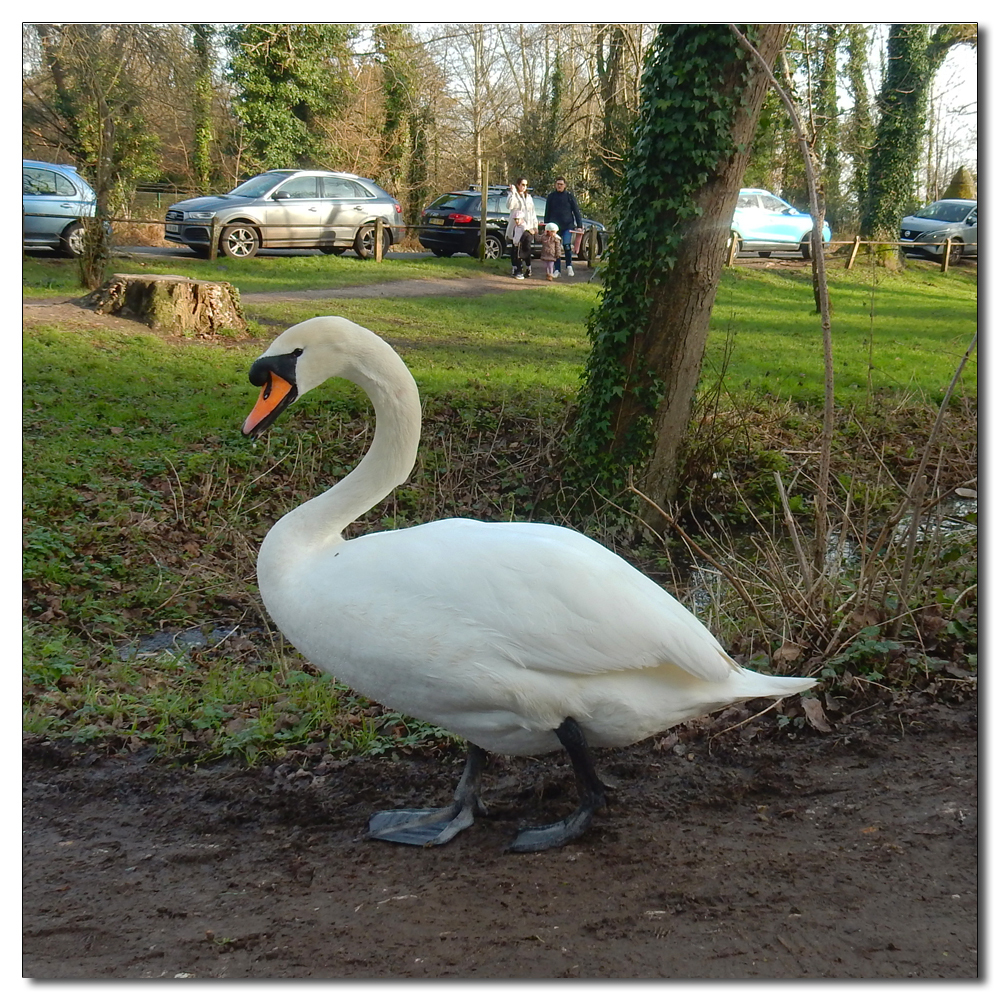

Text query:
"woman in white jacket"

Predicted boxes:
[[506, 177, 538, 278]]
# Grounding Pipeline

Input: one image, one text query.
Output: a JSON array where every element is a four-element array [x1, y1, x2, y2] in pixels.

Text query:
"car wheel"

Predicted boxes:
[[483, 233, 504, 259], [432, 248, 455, 258], [799, 233, 814, 260], [728, 231, 742, 256], [319, 245, 347, 256], [354, 224, 391, 259], [945, 240, 964, 265], [758, 251, 772, 258], [220, 224, 260, 259], [61, 221, 86, 258]]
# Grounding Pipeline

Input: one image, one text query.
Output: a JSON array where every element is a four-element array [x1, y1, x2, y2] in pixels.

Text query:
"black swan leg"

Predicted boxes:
[[367, 743, 488, 846], [509, 717, 608, 853]]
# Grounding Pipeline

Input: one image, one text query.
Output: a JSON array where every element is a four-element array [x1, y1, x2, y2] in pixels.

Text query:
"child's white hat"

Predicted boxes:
[[545, 222, 559, 231]]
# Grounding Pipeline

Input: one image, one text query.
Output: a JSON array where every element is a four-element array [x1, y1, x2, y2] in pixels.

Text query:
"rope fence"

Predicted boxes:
[[24, 210, 973, 274]]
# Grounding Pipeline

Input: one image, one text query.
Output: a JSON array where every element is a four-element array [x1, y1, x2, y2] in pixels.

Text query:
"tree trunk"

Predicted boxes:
[[81, 274, 248, 336], [620, 27, 787, 510], [570, 25, 787, 518]]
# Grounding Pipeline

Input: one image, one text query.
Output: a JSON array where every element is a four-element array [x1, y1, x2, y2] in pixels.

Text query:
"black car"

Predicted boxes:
[[418, 186, 606, 260]]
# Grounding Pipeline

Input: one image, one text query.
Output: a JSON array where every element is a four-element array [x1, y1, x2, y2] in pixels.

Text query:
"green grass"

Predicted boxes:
[[248, 286, 597, 401], [22, 249, 510, 298], [24, 251, 977, 404], [22, 622, 452, 763], [707, 263, 977, 404], [23, 251, 977, 759]]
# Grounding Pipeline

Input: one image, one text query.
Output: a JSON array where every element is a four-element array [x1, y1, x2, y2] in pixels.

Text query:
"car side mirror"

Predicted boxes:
[[272, 191, 290, 201]]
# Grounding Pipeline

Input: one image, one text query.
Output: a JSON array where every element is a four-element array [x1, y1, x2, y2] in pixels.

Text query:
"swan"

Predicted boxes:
[[242, 316, 816, 852]]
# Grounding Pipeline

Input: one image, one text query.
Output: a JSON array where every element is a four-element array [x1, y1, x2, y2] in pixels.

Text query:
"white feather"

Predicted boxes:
[[251, 317, 815, 757]]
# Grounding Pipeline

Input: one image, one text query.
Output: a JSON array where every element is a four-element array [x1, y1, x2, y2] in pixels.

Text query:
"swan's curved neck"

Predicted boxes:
[[274, 342, 422, 548]]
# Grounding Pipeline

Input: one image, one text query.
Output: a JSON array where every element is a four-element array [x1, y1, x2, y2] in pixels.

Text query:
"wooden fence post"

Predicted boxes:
[[479, 161, 489, 261], [726, 233, 738, 266], [846, 235, 861, 270], [208, 217, 218, 261], [940, 238, 951, 273], [587, 225, 597, 268], [375, 218, 384, 262]]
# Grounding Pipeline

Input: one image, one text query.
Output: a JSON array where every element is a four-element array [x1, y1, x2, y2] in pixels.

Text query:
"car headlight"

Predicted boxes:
[[185, 211, 216, 221]]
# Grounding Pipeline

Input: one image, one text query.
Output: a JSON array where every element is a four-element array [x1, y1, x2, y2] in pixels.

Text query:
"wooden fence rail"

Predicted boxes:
[[24, 210, 972, 275]]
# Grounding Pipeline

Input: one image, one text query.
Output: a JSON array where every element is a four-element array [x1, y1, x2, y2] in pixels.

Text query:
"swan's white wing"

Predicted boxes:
[[302, 519, 735, 684]]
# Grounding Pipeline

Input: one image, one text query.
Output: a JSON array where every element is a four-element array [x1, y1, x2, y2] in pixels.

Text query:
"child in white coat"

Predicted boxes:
[[540, 222, 562, 280]]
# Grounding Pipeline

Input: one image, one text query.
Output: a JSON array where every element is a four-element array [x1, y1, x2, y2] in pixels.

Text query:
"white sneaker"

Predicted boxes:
[[515, 272, 525, 280], [567, 265, 575, 277], [553, 270, 561, 278]]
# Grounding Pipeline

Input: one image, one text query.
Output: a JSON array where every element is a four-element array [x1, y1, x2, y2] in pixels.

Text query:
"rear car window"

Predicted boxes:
[[429, 194, 478, 212]]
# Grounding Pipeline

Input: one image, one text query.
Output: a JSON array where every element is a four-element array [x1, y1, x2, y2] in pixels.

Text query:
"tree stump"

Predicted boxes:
[[81, 273, 248, 336]]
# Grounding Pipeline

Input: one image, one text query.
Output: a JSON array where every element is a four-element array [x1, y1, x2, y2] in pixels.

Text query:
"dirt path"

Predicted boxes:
[[23, 272, 589, 342], [239, 269, 596, 303], [23, 701, 977, 979]]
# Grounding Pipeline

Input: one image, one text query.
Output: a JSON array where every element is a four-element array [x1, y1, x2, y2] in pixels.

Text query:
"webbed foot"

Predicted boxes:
[[367, 743, 487, 847], [507, 717, 608, 853]]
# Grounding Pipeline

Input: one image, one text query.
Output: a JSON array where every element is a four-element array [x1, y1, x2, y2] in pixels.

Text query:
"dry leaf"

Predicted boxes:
[[801, 697, 833, 732], [773, 641, 803, 666]]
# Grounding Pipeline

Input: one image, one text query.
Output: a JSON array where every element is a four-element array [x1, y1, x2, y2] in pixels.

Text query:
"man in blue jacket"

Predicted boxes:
[[544, 177, 584, 277]]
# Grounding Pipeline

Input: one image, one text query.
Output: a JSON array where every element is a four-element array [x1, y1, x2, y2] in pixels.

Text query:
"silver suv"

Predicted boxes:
[[164, 169, 405, 259], [900, 199, 977, 263]]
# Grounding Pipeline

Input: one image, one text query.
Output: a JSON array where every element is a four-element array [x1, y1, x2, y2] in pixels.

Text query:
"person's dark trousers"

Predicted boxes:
[[511, 231, 533, 274]]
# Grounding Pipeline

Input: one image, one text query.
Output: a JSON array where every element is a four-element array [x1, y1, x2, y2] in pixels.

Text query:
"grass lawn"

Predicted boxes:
[[22, 251, 977, 760], [22, 249, 510, 298], [708, 263, 977, 404]]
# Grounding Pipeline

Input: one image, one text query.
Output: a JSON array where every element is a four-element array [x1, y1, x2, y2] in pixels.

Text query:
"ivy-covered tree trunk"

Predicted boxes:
[[191, 24, 215, 194], [860, 23, 976, 267], [570, 24, 786, 515], [844, 24, 874, 233], [860, 24, 931, 268], [817, 25, 844, 229]]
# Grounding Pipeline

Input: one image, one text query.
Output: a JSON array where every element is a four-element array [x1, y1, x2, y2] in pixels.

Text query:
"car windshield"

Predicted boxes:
[[229, 172, 293, 198], [913, 201, 974, 223]]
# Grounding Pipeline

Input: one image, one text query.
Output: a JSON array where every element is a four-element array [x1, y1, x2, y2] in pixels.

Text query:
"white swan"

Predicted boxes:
[[243, 316, 815, 852]]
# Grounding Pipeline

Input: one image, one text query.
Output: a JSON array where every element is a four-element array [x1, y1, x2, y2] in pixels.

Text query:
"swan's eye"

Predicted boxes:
[[293, 348, 304, 357]]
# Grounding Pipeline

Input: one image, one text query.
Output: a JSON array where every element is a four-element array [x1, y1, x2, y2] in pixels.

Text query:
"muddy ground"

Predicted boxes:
[[23, 700, 977, 979]]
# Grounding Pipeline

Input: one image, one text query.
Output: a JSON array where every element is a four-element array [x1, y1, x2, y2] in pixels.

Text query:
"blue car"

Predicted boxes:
[[730, 188, 831, 259], [23, 159, 99, 257]]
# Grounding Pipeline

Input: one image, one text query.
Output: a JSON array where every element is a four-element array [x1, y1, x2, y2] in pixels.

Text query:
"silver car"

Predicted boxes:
[[900, 199, 977, 263], [23, 159, 98, 257], [164, 169, 405, 259]]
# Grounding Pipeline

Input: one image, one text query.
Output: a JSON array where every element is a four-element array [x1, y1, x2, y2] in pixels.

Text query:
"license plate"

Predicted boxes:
[[430, 218, 445, 225], [165, 224, 180, 234]]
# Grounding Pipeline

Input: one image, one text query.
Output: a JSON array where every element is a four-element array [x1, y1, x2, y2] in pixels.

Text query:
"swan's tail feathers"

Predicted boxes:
[[735, 669, 817, 701]]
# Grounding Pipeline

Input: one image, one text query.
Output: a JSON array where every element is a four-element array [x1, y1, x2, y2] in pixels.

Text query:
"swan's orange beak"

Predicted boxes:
[[243, 372, 297, 437]]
